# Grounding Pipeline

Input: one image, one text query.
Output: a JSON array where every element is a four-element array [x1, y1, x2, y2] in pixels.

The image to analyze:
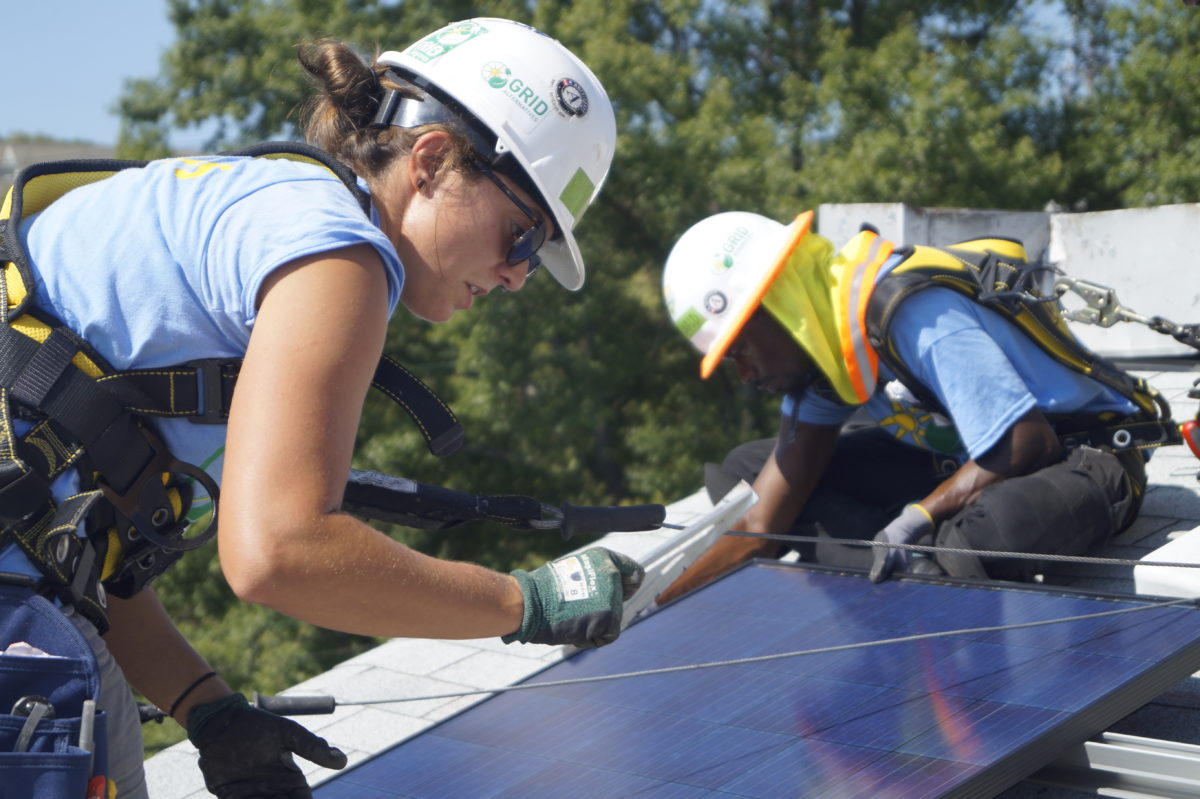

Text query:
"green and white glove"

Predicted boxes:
[[503, 548, 644, 649]]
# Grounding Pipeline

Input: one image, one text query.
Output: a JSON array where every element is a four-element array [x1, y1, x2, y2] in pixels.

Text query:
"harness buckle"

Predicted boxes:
[[97, 424, 219, 553], [186, 359, 234, 425]]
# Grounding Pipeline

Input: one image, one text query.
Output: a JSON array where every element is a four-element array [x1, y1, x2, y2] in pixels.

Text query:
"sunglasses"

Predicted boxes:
[[471, 159, 546, 276]]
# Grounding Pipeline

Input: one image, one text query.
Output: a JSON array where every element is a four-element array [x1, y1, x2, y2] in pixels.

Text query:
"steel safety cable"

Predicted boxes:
[[718, 530, 1200, 569]]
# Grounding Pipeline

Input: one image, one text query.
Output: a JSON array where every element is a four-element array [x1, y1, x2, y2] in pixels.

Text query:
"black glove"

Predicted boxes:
[[188, 693, 347, 799]]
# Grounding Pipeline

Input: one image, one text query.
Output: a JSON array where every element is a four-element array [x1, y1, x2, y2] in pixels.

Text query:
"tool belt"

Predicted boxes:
[[0, 578, 108, 797]]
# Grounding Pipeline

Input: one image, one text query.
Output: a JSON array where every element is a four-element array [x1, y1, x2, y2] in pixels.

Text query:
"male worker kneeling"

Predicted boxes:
[[657, 210, 1164, 602]]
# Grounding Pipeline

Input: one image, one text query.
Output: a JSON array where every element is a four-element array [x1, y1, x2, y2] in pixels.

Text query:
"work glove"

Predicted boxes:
[[869, 504, 935, 583], [503, 547, 644, 649], [188, 693, 347, 799]]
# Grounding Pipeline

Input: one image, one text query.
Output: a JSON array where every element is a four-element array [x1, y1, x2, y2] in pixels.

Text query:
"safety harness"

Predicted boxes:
[[0, 143, 464, 631], [856, 228, 1180, 454]]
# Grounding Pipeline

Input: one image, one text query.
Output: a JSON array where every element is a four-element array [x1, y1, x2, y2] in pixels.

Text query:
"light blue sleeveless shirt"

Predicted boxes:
[[1, 154, 404, 576]]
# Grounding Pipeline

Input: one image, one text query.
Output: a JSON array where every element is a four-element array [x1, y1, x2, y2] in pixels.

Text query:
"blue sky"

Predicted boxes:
[[4, 0, 196, 146], [5, 1, 1078, 150]]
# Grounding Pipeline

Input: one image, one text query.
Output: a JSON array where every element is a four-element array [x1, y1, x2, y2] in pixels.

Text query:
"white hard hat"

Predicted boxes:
[[378, 18, 617, 290], [662, 210, 813, 378]]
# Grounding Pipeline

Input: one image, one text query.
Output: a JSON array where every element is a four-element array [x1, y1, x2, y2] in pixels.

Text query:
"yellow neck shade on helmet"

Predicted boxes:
[[762, 229, 893, 405]]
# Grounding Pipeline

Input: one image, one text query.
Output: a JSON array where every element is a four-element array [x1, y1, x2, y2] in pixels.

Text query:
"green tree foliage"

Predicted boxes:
[[1083, 0, 1200, 206], [117, 0, 1200, 750]]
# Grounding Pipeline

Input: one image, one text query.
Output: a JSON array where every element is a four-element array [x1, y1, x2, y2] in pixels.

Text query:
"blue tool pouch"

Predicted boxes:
[[0, 582, 107, 798]]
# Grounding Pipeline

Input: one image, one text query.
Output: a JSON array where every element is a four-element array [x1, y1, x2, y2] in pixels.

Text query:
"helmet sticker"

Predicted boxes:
[[675, 308, 706, 340], [559, 168, 595, 221], [704, 291, 728, 315], [709, 225, 751, 272], [405, 21, 488, 64], [712, 254, 734, 273], [482, 62, 511, 88], [484, 64, 549, 123], [552, 77, 589, 118]]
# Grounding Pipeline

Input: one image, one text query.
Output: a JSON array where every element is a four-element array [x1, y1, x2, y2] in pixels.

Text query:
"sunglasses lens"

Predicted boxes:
[[508, 224, 547, 272]]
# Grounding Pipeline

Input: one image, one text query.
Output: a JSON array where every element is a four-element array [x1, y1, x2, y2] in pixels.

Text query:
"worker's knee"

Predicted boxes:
[[936, 446, 1131, 581]]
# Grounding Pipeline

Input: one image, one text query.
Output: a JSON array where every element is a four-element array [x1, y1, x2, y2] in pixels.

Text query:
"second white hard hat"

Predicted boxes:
[[662, 210, 813, 378]]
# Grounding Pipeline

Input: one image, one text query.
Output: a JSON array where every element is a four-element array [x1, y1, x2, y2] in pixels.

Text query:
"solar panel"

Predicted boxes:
[[315, 562, 1200, 798]]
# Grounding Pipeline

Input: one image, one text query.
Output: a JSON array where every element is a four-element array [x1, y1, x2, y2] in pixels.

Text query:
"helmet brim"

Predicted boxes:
[[699, 210, 814, 379], [537, 232, 584, 291]]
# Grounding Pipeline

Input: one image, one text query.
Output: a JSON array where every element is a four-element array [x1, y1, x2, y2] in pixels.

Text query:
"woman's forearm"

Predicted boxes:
[[102, 588, 231, 725]]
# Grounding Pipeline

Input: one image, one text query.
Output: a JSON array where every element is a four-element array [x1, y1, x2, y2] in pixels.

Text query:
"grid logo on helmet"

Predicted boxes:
[[482, 62, 511, 88], [406, 21, 488, 64], [721, 226, 751, 257], [552, 77, 589, 118], [710, 226, 751, 272], [711, 254, 734, 273], [483, 63, 549, 122]]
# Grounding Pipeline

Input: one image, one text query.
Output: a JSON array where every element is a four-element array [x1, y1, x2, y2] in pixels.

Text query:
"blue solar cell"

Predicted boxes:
[[725, 741, 973, 799], [316, 563, 1200, 798]]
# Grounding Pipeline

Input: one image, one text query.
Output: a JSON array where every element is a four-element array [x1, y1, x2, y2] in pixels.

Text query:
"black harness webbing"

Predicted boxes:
[[342, 469, 667, 541], [0, 143, 463, 630], [344, 470, 544, 532], [82, 353, 461, 456]]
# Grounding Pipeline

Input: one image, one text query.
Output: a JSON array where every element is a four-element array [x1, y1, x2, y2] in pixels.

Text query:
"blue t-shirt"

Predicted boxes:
[[782, 275, 1136, 463], [1, 154, 405, 576]]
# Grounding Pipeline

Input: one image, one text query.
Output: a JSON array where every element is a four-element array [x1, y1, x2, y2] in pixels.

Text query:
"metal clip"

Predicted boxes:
[[1053, 275, 1160, 329], [1054, 275, 1124, 327]]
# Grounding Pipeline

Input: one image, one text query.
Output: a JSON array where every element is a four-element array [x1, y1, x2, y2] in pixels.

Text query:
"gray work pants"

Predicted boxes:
[[65, 606, 151, 799]]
